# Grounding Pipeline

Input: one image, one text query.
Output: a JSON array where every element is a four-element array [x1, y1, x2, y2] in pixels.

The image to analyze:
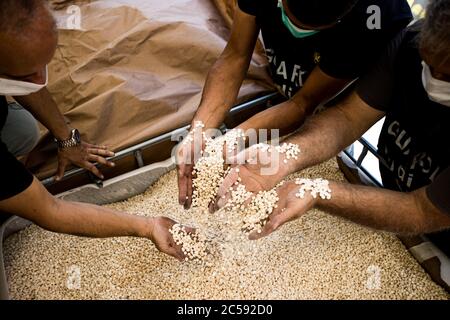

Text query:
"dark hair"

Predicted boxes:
[[420, 0, 450, 63], [0, 0, 42, 35], [286, 0, 360, 27]]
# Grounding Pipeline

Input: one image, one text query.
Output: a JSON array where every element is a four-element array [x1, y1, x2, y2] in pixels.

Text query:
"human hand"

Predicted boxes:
[[149, 216, 195, 261], [176, 122, 206, 209], [248, 181, 316, 240], [211, 143, 299, 211], [56, 142, 115, 181]]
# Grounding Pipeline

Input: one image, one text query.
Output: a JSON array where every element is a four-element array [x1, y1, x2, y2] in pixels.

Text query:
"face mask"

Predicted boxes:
[[0, 66, 48, 96], [421, 61, 450, 107], [277, 0, 319, 39]]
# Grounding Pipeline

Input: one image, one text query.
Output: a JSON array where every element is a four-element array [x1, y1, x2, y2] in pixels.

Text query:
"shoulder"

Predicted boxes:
[[392, 21, 423, 63]]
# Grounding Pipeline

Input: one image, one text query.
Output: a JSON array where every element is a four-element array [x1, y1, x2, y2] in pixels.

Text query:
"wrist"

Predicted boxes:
[[273, 143, 302, 178], [314, 180, 337, 209], [279, 153, 300, 177], [53, 126, 72, 141], [191, 111, 223, 130], [140, 217, 156, 239], [55, 128, 81, 149]]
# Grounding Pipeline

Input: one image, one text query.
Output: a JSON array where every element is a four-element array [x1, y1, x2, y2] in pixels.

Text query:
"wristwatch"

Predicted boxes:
[[55, 129, 81, 149]]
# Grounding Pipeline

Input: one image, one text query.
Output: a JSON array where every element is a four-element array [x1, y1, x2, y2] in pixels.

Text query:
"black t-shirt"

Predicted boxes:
[[356, 24, 450, 215], [0, 96, 34, 201], [238, 0, 412, 98]]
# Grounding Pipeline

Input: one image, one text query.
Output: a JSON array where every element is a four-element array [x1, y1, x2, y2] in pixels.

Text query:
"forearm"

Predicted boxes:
[[237, 67, 352, 145], [41, 199, 153, 238], [284, 93, 384, 174], [0, 179, 152, 239], [14, 88, 71, 140], [317, 182, 450, 235], [237, 100, 306, 137], [193, 54, 251, 129]]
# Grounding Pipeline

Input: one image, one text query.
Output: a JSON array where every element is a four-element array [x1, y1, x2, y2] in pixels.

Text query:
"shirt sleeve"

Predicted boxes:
[[426, 167, 450, 216], [237, 0, 259, 16], [355, 28, 406, 111], [0, 142, 34, 201]]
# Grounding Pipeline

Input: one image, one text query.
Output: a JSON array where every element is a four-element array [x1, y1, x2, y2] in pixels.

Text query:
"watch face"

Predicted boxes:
[[73, 129, 81, 143]]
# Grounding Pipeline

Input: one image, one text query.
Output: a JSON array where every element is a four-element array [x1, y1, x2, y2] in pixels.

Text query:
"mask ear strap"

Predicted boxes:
[[42, 65, 49, 86]]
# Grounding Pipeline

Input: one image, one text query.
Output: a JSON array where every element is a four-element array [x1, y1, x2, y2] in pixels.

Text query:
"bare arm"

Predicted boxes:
[[0, 178, 186, 260], [177, 8, 259, 209], [253, 180, 450, 240], [214, 91, 385, 209], [0, 177, 151, 237], [14, 88, 71, 141], [284, 91, 385, 174], [237, 66, 351, 136], [192, 7, 259, 129], [14, 88, 115, 180], [320, 183, 450, 235]]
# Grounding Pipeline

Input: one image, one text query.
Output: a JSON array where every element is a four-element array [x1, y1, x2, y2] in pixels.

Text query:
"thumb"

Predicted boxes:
[[249, 207, 291, 240], [212, 169, 239, 211], [55, 160, 67, 181]]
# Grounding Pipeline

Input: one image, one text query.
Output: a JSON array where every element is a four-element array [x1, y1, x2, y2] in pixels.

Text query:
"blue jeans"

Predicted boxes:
[[1, 102, 40, 157]]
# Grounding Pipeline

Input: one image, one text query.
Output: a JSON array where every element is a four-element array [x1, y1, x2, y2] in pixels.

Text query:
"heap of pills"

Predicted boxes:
[[241, 188, 281, 234], [223, 182, 253, 212], [191, 135, 225, 208], [4, 160, 448, 299], [295, 178, 332, 200], [251, 142, 301, 165], [224, 128, 246, 155], [275, 143, 301, 163], [192, 127, 246, 209], [169, 224, 209, 262]]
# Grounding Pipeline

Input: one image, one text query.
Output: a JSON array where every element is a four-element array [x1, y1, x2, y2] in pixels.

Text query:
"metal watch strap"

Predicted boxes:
[[56, 129, 80, 149]]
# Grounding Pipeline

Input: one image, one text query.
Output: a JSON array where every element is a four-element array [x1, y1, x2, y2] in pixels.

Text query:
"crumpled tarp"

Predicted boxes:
[[28, 0, 274, 178]]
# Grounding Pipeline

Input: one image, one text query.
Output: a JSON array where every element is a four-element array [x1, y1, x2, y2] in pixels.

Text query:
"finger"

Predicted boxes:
[[214, 190, 233, 212], [214, 176, 240, 212], [208, 200, 216, 213], [55, 160, 68, 181], [183, 226, 196, 235], [249, 208, 285, 241], [177, 167, 188, 206], [158, 242, 184, 262], [249, 204, 300, 241], [87, 154, 115, 167], [184, 174, 193, 210], [170, 245, 185, 262], [86, 147, 115, 158], [84, 161, 104, 179], [249, 219, 279, 241], [212, 169, 239, 211]]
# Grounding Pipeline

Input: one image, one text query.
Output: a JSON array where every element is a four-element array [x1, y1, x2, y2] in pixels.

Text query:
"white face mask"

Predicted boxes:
[[421, 61, 450, 107], [0, 66, 48, 96]]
